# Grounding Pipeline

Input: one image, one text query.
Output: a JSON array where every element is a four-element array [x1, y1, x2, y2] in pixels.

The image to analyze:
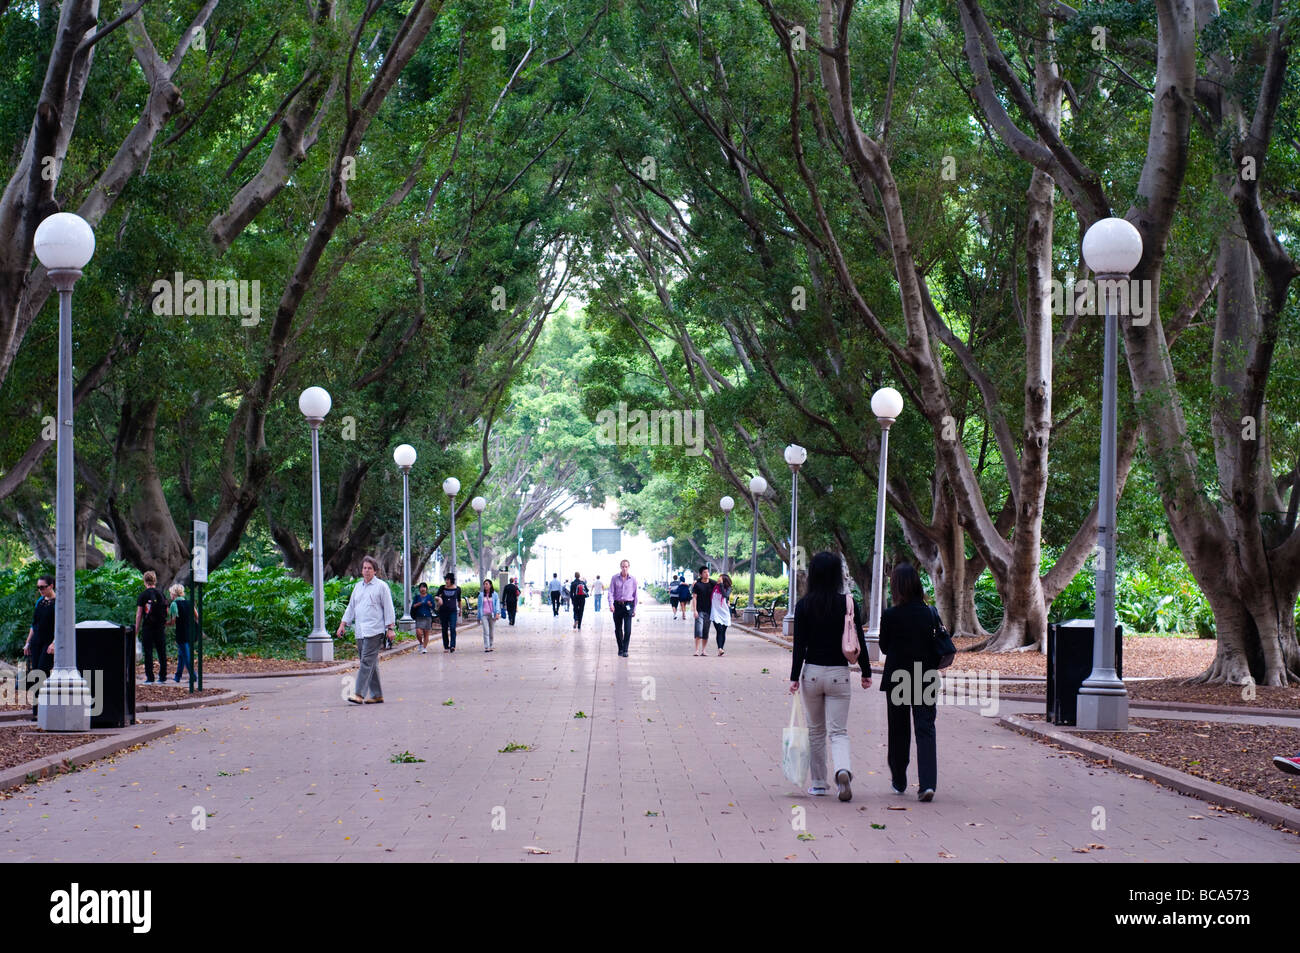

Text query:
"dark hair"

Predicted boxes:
[[802, 551, 848, 619], [889, 563, 925, 606], [483, 579, 494, 595], [419, 582, 428, 589], [444, 572, 455, 583], [574, 571, 581, 579], [718, 573, 732, 593], [37, 574, 54, 588], [698, 565, 708, 574]]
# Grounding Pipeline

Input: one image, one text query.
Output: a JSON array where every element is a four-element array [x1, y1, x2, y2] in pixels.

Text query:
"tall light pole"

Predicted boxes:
[[299, 386, 334, 662], [865, 388, 904, 663], [720, 495, 734, 574], [745, 475, 768, 624], [1077, 217, 1142, 731], [666, 536, 674, 582], [443, 477, 461, 580], [782, 445, 807, 638], [472, 496, 487, 584], [394, 444, 417, 630], [33, 213, 95, 730]]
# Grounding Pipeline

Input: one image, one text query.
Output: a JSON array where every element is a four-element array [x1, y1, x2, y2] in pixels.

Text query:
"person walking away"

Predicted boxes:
[[479, 580, 501, 651], [435, 573, 461, 652], [669, 574, 681, 619], [674, 577, 692, 622], [166, 583, 199, 684], [411, 582, 436, 653], [608, 559, 638, 657], [548, 573, 562, 616], [570, 572, 589, 630], [711, 572, 733, 656], [592, 575, 604, 613], [879, 562, 941, 801], [336, 555, 395, 703], [135, 570, 170, 683], [23, 575, 55, 717], [788, 551, 868, 801], [503, 577, 520, 625], [691, 566, 717, 656]]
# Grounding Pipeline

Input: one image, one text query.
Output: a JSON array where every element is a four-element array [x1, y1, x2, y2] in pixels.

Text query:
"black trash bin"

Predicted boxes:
[[75, 620, 136, 728], [1047, 619, 1123, 726]]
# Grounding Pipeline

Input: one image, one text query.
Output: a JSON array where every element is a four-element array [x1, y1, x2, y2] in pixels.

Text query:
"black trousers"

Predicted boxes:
[[887, 701, 937, 791], [551, 591, 561, 615], [713, 621, 728, 649], [572, 598, 586, 627], [142, 627, 167, 681], [612, 602, 633, 653], [506, 599, 517, 624]]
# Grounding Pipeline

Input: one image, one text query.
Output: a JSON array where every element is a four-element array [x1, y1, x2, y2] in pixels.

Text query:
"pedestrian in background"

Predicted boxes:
[[479, 579, 500, 652], [669, 574, 682, 619], [549, 573, 562, 616], [135, 570, 169, 683], [788, 551, 868, 801], [674, 576, 692, 622], [879, 562, 941, 802], [503, 577, 520, 625], [23, 574, 55, 716], [570, 572, 588, 630], [711, 572, 733, 656], [167, 583, 199, 684], [411, 582, 436, 653], [435, 573, 461, 652], [691, 566, 716, 657], [336, 555, 395, 703], [608, 559, 637, 657], [592, 575, 604, 613]]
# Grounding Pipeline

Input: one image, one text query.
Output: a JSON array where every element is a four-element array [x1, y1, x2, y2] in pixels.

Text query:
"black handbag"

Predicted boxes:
[[930, 606, 956, 669]]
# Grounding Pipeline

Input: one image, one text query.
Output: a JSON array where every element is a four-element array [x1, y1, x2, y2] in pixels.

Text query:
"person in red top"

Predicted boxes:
[[607, 560, 638, 657]]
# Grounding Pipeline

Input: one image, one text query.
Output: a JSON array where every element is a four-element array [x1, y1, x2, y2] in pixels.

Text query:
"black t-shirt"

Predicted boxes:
[[503, 583, 519, 603], [691, 580, 717, 613], [31, 597, 55, 660], [173, 598, 195, 644], [436, 586, 461, 615], [137, 587, 167, 634]]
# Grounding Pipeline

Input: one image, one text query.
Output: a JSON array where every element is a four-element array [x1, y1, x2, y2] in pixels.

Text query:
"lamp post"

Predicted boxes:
[[782, 445, 807, 638], [745, 476, 768, 624], [394, 444, 417, 631], [865, 387, 904, 663], [1077, 217, 1142, 731], [666, 536, 674, 582], [443, 477, 460, 580], [720, 495, 734, 574], [472, 496, 487, 584], [298, 386, 334, 662], [33, 213, 95, 730]]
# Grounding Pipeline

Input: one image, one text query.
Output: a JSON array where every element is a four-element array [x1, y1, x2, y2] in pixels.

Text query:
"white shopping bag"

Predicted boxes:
[[781, 693, 810, 786]]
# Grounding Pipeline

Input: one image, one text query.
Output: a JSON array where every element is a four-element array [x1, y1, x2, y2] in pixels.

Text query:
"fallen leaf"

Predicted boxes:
[[1087, 843, 1106, 850], [887, 805, 908, 811], [990, 745, 1007, 750], [523, 846, 550, 854], [1188, 814, 1205, 820], [938, 851, 955, 858]]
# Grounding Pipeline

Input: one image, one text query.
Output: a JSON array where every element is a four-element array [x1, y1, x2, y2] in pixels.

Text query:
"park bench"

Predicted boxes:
[[752, 599, 783, 628]]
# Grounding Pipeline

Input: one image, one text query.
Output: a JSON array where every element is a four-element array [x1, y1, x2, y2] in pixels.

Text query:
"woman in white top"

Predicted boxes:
[[710, 573, 733, 656], [479, 580, 501, 652]]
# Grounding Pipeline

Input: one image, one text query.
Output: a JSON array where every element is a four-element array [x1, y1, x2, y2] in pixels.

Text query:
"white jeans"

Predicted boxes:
[[800, 663, 852, 786], [481, 613, 496, 649]]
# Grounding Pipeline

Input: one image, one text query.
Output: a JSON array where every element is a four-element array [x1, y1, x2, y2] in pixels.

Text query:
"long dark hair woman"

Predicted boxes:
[[878, 562, 941, 802], [787, 551, 868, 801]]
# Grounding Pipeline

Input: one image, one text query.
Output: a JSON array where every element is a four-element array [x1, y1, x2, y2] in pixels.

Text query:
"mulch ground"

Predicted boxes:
[[1000, 678, 1300, 710], [1081, 717, 1300, 813], [948, 634, 1218, 680], [0, 725, 98, 773]]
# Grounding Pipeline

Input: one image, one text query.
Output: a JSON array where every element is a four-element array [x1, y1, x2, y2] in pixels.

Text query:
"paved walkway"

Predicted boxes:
[[3, 600, 1297, 862]]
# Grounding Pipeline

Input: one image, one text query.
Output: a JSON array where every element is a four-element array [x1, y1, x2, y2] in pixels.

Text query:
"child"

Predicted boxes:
[[167, 583, 199, 685]]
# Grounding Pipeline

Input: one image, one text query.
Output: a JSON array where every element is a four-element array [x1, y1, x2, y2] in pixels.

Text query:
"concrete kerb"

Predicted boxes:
[[0, 688, 242, 725], [0, 719, 177, 792], [996, 691, 1300, 721], [202, 639, 421, 679], [999, 713, 1300, 833]]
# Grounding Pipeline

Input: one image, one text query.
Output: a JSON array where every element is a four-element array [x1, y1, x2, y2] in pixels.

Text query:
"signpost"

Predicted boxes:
[[192, 521, 208, 692]]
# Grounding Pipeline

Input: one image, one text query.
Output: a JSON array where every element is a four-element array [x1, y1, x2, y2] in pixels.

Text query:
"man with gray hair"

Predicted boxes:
[[336, 556, 395, 704]]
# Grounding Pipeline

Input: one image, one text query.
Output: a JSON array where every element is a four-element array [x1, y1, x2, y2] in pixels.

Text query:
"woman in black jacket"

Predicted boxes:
[[878, 563, 942, 801], [788, 552, 870, 801]]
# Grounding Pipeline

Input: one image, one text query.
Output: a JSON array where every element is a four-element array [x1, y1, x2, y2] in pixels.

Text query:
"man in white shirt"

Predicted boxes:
[[336, 555, 395, 704], [592, 575, 604, 612], [548, 574, 563, 616]]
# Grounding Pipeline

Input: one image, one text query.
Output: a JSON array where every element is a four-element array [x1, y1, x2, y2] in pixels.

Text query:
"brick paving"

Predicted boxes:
[[3, 600, 1297, 862]]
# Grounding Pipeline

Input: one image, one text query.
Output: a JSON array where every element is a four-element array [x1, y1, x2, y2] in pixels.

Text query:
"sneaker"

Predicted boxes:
[[419, 646, 427, 654], [364, 696, 384, 704], [835, 769, 852, 802], [918, 788, 935, 802], [891, 783, 906, 795], [1274, 755, 1300, 775], [807, 785, 828, 797]]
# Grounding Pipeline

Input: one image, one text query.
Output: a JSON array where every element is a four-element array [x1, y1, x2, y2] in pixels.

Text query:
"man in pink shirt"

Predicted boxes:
[[607, 559, 638, 657]]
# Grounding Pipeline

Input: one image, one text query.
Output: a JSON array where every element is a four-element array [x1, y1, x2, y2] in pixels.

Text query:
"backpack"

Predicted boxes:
[[146, 589, 168, 626], [575, 582, 586, 598]]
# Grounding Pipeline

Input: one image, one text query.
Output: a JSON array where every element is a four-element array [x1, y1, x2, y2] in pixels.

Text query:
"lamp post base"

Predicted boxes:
[[1076, 690, 1129, 730], [741, 608, 759, 626], [36, 669, 91, 731], [782, 614, 794, 639], [397, 617, 415, 634], [305, 634, 335, 663], [865, 638, 881, 663]]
